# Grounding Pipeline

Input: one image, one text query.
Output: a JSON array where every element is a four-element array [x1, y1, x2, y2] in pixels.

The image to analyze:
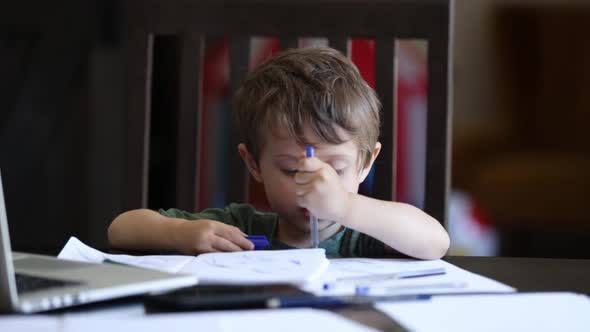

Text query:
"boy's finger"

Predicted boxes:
[[294, 171, 314, 184], [228, 233, 255, 251], [297, 157, 324, 172], [295, 194, 310, 209], [212, 236, 243, 252], [294, 183, 312, 196], [216, 224, 255, 250]]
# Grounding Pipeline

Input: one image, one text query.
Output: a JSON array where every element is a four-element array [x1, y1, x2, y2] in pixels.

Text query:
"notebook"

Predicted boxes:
[[59, 237, 330, 285]]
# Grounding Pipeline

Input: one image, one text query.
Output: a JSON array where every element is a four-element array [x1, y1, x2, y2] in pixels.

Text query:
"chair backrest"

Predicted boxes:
[[122, 0, 453, 226]]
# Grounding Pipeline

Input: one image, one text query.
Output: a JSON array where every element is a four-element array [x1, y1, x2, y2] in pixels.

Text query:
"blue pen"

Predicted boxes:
[[305, 146, 320, 248], [266, 294, 431, 309], [354, 281, 467, 296], [323, 267, 447, 290], [267, 296, 347, 309], [333, 267, 446, 284]]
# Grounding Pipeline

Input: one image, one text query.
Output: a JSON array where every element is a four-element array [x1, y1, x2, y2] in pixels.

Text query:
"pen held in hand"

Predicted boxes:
[[305, 145, 320, 248]]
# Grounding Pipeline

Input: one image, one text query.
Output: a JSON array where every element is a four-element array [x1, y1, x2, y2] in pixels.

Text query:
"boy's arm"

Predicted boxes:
[[296, 157, 450, 260], [107, 209, 253, 254], [341, 194, 450, 260]]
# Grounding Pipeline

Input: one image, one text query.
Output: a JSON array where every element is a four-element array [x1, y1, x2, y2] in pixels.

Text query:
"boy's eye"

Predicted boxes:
[[335, 168, 346, 175], [281, 169, 297, 176]]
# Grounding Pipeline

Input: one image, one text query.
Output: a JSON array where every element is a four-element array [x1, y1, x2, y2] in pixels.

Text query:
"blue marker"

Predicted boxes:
[[306, 146, 320, 248], [245, 235, 270, 250]]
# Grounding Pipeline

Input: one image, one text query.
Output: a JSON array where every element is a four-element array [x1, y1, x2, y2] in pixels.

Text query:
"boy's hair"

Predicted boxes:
[[233, 47, 381, 168]]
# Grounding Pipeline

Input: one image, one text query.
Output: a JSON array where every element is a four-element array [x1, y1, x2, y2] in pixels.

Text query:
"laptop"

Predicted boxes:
[[0, 172, 197, 313]]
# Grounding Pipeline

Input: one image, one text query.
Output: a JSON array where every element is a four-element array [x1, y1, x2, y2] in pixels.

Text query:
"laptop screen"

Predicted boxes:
[[0, 171, 19, 311]]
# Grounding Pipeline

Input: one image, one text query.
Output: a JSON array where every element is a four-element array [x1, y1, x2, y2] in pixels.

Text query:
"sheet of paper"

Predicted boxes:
[[62, 308, 378, 332], [179, 248, 329, 284], [58, 237, 195, 273], [376, 292, 590, 332], [302, 258, 515, 296], [58, 237, 329, 284], [0, 309, 378, 332], [0, 316, 59, 331]]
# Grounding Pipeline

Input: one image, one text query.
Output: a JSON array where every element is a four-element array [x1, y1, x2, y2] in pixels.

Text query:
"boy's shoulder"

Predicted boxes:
[[217, 203, 279, 236], [159, 203, 278, 234], [225, 203, 276, 220]]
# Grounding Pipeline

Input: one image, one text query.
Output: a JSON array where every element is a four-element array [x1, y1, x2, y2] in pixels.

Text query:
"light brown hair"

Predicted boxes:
[[233, 47, 381, 168]]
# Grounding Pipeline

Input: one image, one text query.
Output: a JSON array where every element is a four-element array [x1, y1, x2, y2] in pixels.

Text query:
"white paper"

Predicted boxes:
[[58, 237, 329, 284], [376, 292, 590, 332], [58, 237, 194, 274], [62, 308, 378, 332], [0, 316, 59, 332], [303, 258, 515, 296], [58, 237, 512, 291], [0, 309, 378, 332], [179, 249, 329, 284]]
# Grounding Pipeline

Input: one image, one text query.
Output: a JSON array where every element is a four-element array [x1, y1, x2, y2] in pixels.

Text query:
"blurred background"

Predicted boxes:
[[0, 0, 589, 257]]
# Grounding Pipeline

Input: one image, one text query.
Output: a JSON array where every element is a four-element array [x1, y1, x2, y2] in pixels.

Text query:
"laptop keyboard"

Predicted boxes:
[[15, 273, 82, 294]]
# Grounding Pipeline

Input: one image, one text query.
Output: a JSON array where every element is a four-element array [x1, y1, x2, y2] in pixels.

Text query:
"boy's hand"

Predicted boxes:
[[172, 219, 254, 254], [294, 157, 351, 223]]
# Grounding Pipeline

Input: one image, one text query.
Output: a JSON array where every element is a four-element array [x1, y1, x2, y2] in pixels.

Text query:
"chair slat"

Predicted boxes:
[[175, 32, 203, 211], [124, 32, 154, 209], [227, 36, 252, 203], [425, 35, 451, 226], [373, 38, 396, 202], [280, 36, 299, 50], [328, 37, 348, 55]]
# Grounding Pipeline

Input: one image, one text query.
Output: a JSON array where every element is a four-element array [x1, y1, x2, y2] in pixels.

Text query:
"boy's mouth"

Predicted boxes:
[[300, 208, 310, 218]]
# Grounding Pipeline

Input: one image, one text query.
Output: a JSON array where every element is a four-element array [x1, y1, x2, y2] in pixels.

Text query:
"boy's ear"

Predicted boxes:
[[238, 143, 263, 183], [358, 142, 381, 183]]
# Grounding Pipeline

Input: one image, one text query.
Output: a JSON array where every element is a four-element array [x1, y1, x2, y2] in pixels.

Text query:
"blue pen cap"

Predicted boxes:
[[355, 286, 371, 296], [246, 235, 270, 250], [305, 145, 314, 158]]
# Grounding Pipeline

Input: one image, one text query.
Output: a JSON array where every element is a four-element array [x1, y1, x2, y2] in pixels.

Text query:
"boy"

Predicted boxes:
[[108, 47, 449, 259]]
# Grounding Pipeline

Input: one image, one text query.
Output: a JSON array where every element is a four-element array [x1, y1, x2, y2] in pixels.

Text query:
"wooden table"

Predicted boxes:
[[52, 256, 590, 332]]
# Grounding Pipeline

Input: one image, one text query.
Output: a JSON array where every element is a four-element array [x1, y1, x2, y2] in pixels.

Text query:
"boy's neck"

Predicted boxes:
[[277, 218, 343, 248]]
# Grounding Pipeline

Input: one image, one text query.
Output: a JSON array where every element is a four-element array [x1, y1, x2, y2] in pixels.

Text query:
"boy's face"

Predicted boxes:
[[239, 124, 378, 236]]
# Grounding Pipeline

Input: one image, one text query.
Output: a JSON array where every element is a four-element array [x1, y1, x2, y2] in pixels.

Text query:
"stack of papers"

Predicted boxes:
[[58, 237, 329, 285], [303, 258, 514, 296], [58, 237, 514, 295]]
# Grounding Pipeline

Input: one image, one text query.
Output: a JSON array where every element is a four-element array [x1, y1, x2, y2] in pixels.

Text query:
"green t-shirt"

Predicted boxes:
[[159, 203, 393, 258]]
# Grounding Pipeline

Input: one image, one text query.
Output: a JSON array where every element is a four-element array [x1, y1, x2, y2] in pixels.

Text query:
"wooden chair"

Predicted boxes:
[[121, 0, 453, 226]]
